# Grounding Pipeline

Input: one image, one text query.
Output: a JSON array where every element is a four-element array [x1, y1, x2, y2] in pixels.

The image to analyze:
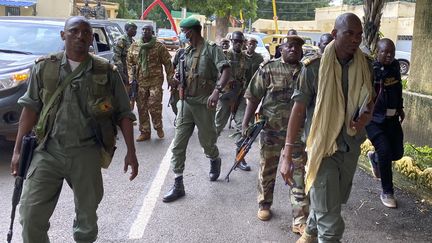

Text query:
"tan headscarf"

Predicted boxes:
[[305, 40, 373, 193]]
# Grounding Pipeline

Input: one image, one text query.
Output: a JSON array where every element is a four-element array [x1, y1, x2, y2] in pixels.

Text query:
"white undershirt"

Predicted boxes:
[[68, 59, 81, 71]]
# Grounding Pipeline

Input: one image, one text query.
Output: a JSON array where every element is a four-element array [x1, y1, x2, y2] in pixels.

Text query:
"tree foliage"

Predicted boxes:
[[108, 0, 176, 28], [256, 0, 331, 21]]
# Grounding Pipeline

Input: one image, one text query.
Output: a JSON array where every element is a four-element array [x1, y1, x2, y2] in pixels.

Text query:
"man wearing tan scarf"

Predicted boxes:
[[280, 13, 374, 243]]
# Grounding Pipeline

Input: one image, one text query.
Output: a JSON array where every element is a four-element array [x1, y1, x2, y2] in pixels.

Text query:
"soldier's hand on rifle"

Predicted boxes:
[[124, 151, 139, 181], [10, 152, 20, 177], [279, 147, 295, 187], [207, 89, 219, 109]]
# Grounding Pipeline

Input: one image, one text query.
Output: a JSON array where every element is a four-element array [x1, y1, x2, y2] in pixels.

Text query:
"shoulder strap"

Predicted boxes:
[[36, 56, 91, 136]]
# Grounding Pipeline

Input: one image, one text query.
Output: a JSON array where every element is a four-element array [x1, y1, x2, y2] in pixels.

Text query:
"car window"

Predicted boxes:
[[105, 24, 122, 43], [158, 29, 176, 37], [93, 27, 110, 52], [0, 22, 63, 55]]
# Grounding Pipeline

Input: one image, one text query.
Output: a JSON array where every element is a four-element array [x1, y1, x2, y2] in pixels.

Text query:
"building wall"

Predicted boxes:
[[37, 0, 72, 17]]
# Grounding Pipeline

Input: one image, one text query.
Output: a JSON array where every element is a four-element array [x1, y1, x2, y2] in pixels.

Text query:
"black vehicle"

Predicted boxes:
[[0, 16, 124, 141]]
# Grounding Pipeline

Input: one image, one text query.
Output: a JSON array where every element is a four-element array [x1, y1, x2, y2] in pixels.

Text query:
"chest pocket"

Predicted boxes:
[[88, 73, 114, 118]]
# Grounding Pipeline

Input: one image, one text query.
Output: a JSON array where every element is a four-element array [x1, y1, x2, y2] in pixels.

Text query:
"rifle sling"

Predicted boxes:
[[37, 56, 91, 136]]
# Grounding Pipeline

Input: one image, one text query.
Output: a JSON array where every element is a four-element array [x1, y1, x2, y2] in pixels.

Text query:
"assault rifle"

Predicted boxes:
[[225, 114, 266, 182], [7, 134, 37, 243]]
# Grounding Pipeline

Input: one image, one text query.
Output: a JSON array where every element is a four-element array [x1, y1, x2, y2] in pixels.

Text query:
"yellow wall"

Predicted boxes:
[[253, 1, 416, 43]]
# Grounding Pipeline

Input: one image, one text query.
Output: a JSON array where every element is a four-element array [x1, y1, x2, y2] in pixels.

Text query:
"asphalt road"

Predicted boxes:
[[1, 83, 431, 243]]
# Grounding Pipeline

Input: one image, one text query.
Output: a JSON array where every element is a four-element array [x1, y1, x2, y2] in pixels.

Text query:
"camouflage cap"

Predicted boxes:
[[281, 35, 305, 46], [180, 16, 201, 28]]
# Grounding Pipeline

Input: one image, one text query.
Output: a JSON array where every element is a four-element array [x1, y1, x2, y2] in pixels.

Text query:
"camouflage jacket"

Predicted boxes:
[[127, 39, 174, 87], [244, 58, 302, 131]]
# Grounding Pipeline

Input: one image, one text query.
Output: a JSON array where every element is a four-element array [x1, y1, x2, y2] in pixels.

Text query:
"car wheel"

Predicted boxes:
[[398, 60, 410, 75]]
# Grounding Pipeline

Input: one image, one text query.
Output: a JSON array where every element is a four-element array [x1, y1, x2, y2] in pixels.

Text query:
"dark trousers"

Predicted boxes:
[[366, 117, 404, 194]]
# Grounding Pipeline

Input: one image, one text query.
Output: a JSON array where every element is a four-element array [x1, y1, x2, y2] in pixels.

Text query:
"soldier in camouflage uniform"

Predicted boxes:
[[79, 0, 92, 19], [113, 22, 137, 85], [127, 24, 174, 141], [242, 36, 305, 222], [162, 17, 231, 203], [94, 0, 106, 20]]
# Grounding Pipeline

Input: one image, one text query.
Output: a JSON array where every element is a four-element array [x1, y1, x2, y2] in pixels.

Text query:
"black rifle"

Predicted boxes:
[[7, 134, 37, 243], [225, 115, 266, 182], [129, 79, 138, 101]]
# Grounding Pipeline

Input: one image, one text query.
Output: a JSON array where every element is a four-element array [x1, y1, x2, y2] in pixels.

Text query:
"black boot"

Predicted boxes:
[[162, 176, 185, 202], [237, 160, 251, 171], [209, 158, 221, 181], [236, 146, 251, 171]]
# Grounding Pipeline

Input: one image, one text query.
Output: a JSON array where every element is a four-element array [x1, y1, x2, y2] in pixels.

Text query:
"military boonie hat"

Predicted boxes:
[[281, 35, 305, 46], [220, 38, 229, 43], [247, 37, 258, 43], [180, 16, 201, 28]]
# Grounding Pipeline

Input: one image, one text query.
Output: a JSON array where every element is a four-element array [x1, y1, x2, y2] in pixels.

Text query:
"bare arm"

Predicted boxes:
[[118, 117, 138, 181], [280, 101, 306, 185], [10, 107, 38, 176]]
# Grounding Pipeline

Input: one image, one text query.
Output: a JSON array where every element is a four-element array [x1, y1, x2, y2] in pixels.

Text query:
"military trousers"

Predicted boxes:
[[20, 142, 103, 243], [171, 97, 219, 174], [305, 149, 360, 243], [136, 84, 163, 134], [215, 98, 231, 135]]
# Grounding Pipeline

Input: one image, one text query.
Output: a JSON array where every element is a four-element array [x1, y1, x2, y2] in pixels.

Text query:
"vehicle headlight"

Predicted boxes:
[[0, 68, 30, 90]]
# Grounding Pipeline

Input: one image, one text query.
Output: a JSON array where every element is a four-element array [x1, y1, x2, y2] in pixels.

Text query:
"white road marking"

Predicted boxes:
[[128, 141, 173, 239]]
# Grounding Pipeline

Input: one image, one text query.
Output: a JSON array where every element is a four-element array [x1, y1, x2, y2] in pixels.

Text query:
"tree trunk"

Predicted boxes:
[[362, 0, 385, 54], [408, 0, 432, 95], [215, 10, 230, 43]]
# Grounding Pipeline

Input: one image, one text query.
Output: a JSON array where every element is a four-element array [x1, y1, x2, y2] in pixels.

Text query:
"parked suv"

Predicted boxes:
[[0, 16, 123, 141]]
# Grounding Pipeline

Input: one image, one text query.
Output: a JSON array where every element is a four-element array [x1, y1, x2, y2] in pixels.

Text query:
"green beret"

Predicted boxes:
[[180, 16, 201, 28]]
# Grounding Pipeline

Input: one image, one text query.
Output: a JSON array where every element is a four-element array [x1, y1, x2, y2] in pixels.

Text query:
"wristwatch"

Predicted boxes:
[[215, 84, 223, 93]]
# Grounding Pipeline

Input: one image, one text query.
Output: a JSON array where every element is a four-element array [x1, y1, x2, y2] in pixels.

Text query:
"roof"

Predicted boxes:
[[0, 0, 36, 7]]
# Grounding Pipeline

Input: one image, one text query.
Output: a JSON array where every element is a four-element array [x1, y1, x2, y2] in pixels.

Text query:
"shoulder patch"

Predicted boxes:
[[302, 54, 320, 66]]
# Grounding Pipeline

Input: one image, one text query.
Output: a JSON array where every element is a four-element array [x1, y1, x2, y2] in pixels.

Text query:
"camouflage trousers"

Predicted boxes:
[[136, 84, 163, 134], [258, 130, 309, 225]]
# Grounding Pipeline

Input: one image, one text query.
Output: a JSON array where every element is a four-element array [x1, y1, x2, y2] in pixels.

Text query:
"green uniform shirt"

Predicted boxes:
[[244, 51, 264, 88], [18, 53, 135, 148], [180, 40, 230, 98], [245, 58, 302, 131], [127, 40, 174, 87]]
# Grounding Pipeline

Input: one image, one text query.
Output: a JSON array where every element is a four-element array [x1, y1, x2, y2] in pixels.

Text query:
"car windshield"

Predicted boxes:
[[0, 22, 63, 55], [158, 29, 176, 37]]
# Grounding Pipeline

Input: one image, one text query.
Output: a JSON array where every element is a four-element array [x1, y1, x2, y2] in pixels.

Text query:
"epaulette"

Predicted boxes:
[[259, 58, 276, 68], [35, 54, 58, 64], [302, 54, 320, 66]]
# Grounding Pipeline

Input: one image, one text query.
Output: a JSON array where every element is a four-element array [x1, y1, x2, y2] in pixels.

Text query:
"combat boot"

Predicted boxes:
[[157, 128, 165, 138], [162, 176, 185, 203], [209, 157, 221, 181]]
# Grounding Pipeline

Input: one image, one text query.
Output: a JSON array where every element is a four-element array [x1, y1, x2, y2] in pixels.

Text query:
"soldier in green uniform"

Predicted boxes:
[[231, 37, 265, 171], [280, 13, 374, 243], [113, 22, 137, 86], [242, 35, 304, 222], [94, 0, 106, 20], [10, 16, 138, 243], [162, 16, 231, 203], [215, 31, 245, 136], [127, 24, 174, 141]]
